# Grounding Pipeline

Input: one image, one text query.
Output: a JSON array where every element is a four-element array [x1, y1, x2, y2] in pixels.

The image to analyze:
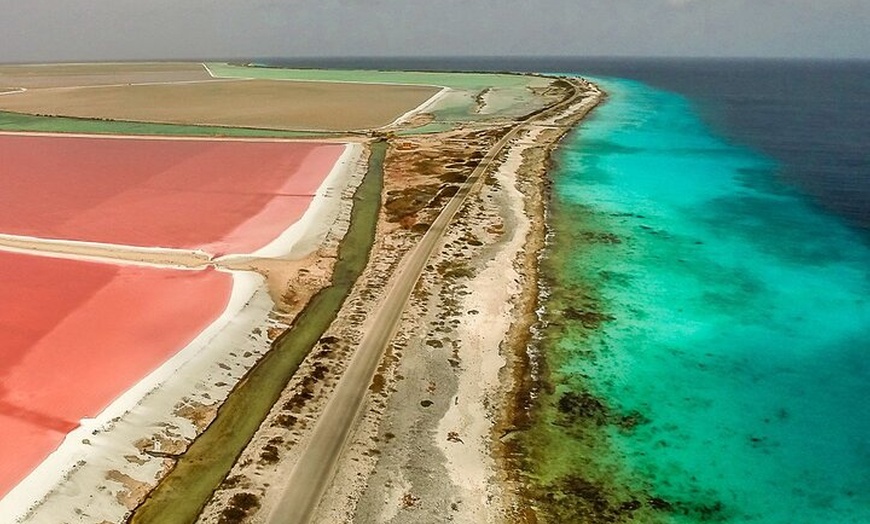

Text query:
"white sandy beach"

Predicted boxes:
[[433, 130, 536, 522]]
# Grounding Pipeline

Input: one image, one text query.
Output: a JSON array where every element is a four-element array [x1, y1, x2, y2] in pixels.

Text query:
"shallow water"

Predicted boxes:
[[535, 76, 870, 522]]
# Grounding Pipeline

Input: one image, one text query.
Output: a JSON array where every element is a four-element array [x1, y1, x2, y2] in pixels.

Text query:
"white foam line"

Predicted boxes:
[[218, 141, 363, 262], [0, 270, 262, 522], [0, 88, 27, 96], [0, 233, 210, 270], [200, 62, 249, 80], [385, 86, 452, 128]]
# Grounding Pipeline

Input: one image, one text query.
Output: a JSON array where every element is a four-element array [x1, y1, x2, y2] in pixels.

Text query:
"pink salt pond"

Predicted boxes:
[[0, 134, 345, 255]]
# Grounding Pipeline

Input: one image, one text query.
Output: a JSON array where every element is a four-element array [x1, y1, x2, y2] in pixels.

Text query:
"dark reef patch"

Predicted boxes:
[[507, 193, 729, 523]]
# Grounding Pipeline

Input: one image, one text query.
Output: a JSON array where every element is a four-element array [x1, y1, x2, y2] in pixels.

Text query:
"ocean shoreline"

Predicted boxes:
[[313, 79, 604, 523], [505, 66, 870, 524], [493, 86, 605, 522], [184, 74, 600, 523]]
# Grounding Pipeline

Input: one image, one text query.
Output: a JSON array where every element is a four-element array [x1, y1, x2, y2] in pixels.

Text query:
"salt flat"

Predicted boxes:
[[0, 78, 439, 131]]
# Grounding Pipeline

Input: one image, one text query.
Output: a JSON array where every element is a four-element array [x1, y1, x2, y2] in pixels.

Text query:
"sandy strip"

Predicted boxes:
[[0, 129, 352, 143], [435, 139, 524, 500], [385, 86, 452, 128], [0, 79, 242, 97], [0, 270, 273, 523], [0, 233, 211, 269], [433, 129, 541, 522]]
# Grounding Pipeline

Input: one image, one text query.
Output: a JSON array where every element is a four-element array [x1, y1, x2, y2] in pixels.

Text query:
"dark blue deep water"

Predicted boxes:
[[266, 57, 870, 522], [547, 58, 870, 236]]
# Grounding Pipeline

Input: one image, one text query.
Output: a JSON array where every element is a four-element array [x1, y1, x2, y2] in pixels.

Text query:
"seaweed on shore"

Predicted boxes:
[[503, 192, 730, 523]]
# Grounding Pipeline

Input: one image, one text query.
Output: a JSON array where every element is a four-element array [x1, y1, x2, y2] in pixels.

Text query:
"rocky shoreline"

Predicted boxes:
[[316, 82, 603, 523]]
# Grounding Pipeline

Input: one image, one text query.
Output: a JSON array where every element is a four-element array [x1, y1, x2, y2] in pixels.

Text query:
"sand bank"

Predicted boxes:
[[386, 86, 451, 128], [0, 233, 211, 269], [432, 129, 539, 521]]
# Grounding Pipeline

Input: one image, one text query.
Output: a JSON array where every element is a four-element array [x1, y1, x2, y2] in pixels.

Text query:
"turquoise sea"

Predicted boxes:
[[532, 72, 870, 522]]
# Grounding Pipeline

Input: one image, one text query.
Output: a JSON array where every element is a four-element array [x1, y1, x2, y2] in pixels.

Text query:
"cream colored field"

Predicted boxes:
[[0, 78, 440, 131], [0, 62, 211, 89]]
